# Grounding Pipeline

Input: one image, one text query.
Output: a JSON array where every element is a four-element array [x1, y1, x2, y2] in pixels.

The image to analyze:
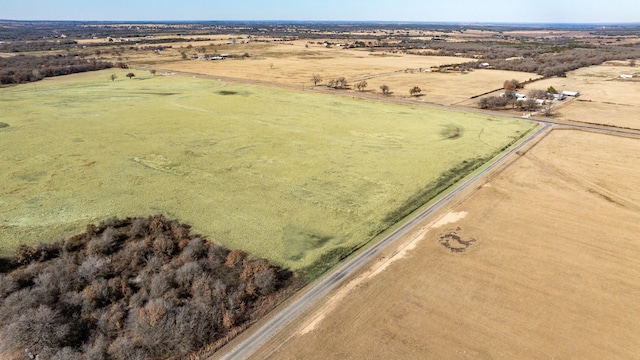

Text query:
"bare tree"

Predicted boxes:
[[110, 74, 117, 82], [336, 77, 347, 88], [503, 90, 517, 108], [149, 69, 157, 76], [409, 86, 422, 97], [126, 72, 135, 79], [542, 101, 555, 117], [311, 73, 322, 86], [355, 80, 368, 92], [527, 89, 547, 99], [380, 84, 390, 95], [519, 98, 540, 112]]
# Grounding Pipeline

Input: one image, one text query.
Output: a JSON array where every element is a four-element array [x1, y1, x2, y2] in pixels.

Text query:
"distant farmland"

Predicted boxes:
[[0, 69, 535, 277]]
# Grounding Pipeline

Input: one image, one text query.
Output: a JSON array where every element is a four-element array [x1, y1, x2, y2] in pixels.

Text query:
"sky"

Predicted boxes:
[[1, 0, 638, 24]]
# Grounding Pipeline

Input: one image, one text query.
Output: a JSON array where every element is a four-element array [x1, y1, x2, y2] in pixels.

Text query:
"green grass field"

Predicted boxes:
[[0, 69, 535, 275]]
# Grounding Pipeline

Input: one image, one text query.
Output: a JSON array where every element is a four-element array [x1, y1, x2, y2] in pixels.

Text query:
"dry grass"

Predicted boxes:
[[529, 63, 640, 129], [137, 41, 540, 106], [255, 129, 640, 359]]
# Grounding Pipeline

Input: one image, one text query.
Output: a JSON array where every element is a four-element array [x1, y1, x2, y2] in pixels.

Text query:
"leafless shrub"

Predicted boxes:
[[77, 256, 108, 283], [152, 234, 175, 259], [52, 346, 82, 360], [82, 279, 110, 309], [175, 261, 203, 289], [83, 334, 109, 360], [254, 268, 278, 295], [208, 243, 229, 264], [87, 227, 120, 256], [149, 272, 173, 299], [128, 217, 150, 238], [181, 237, 208, 260], [0, 274, 18, 299], [107, 336, 147, 360]]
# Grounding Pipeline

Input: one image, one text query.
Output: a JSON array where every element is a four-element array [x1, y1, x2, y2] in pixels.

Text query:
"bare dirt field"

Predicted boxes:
[[529, 63, 640, 129], [252, 129, 640, 359]]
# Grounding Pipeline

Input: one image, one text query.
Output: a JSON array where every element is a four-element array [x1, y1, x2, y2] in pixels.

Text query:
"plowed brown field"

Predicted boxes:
[[254, 129, 640, 359]]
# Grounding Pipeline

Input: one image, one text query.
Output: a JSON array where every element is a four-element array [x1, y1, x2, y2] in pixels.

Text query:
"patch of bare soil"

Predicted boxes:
[[254, 129, 640, 359]]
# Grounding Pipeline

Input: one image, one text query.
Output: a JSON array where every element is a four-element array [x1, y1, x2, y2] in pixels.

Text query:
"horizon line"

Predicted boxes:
[[1, 19, 640, 26]]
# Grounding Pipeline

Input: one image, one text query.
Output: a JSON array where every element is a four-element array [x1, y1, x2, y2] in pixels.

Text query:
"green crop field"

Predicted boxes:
[[0, 69, 536, 276]]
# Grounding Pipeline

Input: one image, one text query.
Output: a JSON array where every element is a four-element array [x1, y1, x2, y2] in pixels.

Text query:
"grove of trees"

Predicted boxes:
[[0, 54, 113, 85], [327, 77, 348, 89], [0, 215, 300, 360]]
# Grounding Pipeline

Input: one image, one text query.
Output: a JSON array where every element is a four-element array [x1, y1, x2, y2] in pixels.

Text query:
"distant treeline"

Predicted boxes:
[[471, 47, 640, 77], [0, 39, 81, 52], [404, 41, 640, 77], [0, 54, 114, 85], [0, 38, 199, 53], [0, 215, 301, 360]]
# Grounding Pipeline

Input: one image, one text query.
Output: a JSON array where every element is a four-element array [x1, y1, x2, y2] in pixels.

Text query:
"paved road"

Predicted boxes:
[[219, 122, 552, 360]]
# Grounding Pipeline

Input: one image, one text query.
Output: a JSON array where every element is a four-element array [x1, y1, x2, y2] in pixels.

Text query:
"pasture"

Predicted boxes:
[[0, 69, 534, 275]]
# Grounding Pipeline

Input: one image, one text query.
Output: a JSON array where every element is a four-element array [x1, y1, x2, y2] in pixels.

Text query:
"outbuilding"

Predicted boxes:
[[562, 90, 580, 97]]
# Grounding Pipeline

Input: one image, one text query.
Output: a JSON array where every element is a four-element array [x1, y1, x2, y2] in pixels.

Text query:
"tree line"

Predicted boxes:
[[404, 40, 640, 77], [0, 215, 301, 360], [0, 54, 113, 85]]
